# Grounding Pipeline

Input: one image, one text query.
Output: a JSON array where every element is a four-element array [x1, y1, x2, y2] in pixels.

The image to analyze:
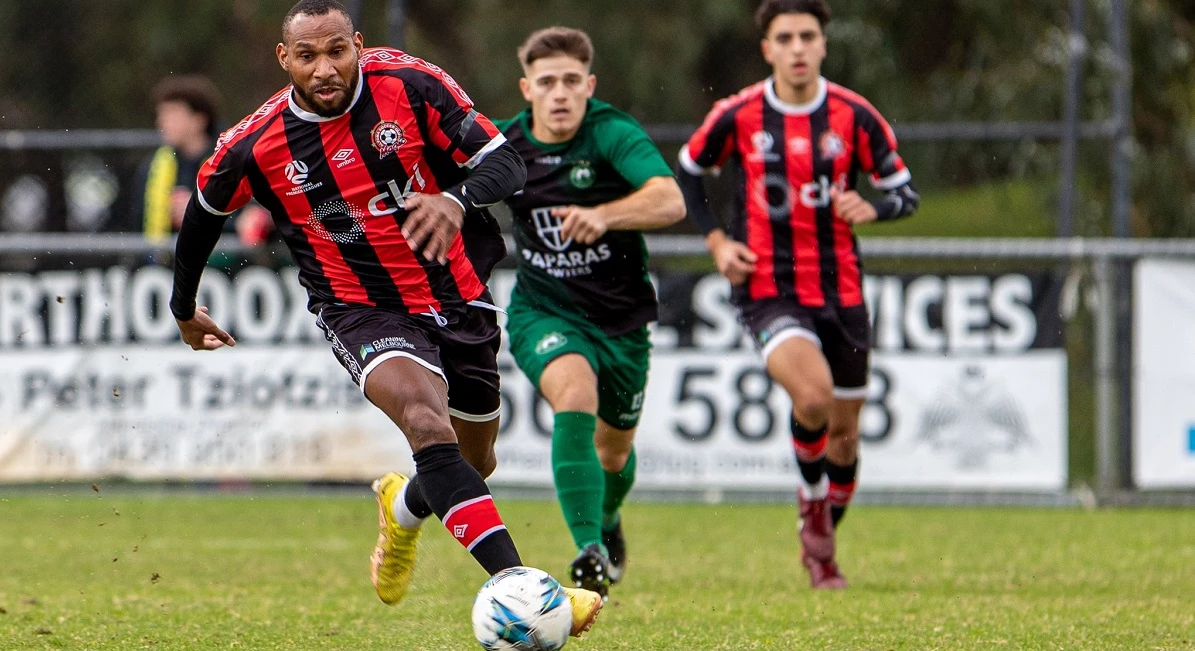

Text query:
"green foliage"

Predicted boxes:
[[0, 0, 1192, 235], [1, 494, 1193, 649]]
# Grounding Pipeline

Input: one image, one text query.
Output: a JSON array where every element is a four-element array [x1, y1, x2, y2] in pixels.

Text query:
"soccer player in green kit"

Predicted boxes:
[[495, 26, 686, 599]]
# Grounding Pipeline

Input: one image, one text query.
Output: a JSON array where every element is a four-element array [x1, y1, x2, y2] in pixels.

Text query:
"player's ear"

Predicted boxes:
[[276, 43, 289, 71], [585, 74, 596, 98], [353, 32, 364, 55], [519, 77, 533, 102]]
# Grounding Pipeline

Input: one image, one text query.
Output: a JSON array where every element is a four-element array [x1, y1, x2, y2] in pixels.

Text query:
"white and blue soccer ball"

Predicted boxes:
[[471, 566, 572, 651]]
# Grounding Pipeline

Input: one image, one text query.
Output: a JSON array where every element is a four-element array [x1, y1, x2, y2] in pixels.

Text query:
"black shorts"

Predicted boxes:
[[739, 298, 872, 399], [316, 297, 502, 421]]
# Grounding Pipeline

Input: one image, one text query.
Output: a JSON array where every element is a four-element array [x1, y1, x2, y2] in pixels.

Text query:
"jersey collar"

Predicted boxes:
[[287, 65, 365, 123], [764, 76, 827, 116]]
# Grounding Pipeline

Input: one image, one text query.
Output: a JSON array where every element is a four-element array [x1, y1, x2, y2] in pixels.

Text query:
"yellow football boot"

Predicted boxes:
[[562, 586, 603, 637], [370, 472, 422, 605]]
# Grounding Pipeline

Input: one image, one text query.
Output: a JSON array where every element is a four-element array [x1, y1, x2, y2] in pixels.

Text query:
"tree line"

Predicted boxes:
[[1, 0, 1192, 235]]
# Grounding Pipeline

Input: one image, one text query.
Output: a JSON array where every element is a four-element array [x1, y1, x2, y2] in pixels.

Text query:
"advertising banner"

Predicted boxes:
[[0, 261, 1067, 490], [1133, 259, 1195, 488]]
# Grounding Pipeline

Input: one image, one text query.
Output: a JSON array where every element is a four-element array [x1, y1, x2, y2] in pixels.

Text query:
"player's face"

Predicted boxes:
[[761, 13, 826, 91], [156, 100, 208, 147], [519, 55, 596, 142], [277, 12, 364, 117]]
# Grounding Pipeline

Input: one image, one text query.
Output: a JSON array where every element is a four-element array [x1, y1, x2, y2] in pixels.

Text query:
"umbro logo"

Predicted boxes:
[[453, 524, 468, 538], [332, 148, 357, 169]]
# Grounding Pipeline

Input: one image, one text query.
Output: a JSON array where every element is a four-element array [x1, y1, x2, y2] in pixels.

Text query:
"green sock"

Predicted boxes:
[[551, 411, 604, 552], [602, 448, 637, 530]]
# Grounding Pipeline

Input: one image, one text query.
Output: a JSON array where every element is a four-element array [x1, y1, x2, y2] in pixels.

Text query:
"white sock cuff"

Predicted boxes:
[[799, 475, 830, 501], [393, 478, 429, 530]]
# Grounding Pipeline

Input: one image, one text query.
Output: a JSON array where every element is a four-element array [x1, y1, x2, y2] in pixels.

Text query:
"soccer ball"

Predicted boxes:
[[471, 566, 572, 651]]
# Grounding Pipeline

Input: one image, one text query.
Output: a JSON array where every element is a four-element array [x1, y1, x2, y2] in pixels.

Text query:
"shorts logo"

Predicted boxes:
[[532, 207, 573, 252], [569, 161, 595, 189], [371, 121, 406, 158], [453, 524, 468, 538], [535, 332, 567, 355], [619, 391, 645, 421], [759, 315, 803, 346], [361, 338, 417, 358]]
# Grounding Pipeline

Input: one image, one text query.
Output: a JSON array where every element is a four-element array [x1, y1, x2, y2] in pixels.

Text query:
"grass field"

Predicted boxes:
[[2, 492, 1193, 650]]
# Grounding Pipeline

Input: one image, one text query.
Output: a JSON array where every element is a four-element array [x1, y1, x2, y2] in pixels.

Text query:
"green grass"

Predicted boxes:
[[2, 493, 1193, 650], [855, 180, 1056, 238]]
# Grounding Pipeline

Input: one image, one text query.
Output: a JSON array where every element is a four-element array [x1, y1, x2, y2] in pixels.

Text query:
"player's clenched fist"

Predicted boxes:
[[830, 187, 878, 225], [706, 230, 757, 286], [402, 193, 466, 264], [554, 205, 608, 245]]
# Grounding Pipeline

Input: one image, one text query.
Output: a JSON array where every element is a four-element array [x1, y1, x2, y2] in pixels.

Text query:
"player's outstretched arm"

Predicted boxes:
[[170, 193, 236, 349], [556, 176, 685, 245]]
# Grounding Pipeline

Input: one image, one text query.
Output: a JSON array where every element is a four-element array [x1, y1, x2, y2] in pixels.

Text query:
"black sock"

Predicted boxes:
[[790, 417, 827, 488], [826, 459, 859, 527], [412, 443, 521, 575], [403, 475, 434, 520]]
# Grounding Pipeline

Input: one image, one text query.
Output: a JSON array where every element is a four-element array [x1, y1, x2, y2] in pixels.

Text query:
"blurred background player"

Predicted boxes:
[[167, 0, 601, 636], [676, 0, 919, 589], [122, 75, 223, 239], [495, 27, 685, 599], [120, 74, 271, 245]]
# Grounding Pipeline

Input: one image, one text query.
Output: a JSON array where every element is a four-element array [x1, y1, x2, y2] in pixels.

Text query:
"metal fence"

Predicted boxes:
[[1, 233, 1190, 502]]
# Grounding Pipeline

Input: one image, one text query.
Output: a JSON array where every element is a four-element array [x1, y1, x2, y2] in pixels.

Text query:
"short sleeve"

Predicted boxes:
[[854, 103, 911, 190], [679, 98, 741, 175], [597, 119, 673, 189]]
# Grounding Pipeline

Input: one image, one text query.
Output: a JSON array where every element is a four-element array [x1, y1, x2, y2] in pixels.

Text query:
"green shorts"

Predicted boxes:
[[507, 301, 652, 430]]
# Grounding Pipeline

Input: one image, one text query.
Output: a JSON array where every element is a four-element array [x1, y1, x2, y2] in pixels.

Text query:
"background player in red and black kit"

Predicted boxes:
[[677, 0, 919, 589], [168, 0, 601, 635]]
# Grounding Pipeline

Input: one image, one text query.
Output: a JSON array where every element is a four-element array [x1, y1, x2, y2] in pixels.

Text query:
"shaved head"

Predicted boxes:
[[282, 0, 354, 44]]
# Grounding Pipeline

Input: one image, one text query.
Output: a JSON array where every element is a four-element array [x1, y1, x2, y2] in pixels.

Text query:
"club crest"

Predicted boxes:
[[371, 121, 406, 158], [569, 161, 595, 189], [819, 131, 846, 161]]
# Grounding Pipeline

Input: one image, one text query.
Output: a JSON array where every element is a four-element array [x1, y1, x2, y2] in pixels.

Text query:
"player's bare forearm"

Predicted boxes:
[[595, 176, 686, 231]]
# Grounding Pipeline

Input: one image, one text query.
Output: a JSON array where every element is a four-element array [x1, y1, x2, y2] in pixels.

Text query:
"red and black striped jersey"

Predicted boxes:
[[681, 77, 911, 308], [196, 47, 507, 315]]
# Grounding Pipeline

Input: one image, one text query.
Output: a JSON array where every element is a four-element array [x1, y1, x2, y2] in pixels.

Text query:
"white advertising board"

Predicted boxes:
[[0, 265, 1068, 490], [493, 349, 1067, 491], [1133, 259, 1195, 488]]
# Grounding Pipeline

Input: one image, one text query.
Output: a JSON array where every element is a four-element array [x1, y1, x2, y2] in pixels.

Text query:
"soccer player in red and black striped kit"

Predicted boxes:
[[677, 0, 919, 589], [169, 0, 602, 633]]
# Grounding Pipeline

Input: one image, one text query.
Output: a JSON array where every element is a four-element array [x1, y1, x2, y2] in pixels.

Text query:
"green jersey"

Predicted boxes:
[[496, 99, 673, 336]]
